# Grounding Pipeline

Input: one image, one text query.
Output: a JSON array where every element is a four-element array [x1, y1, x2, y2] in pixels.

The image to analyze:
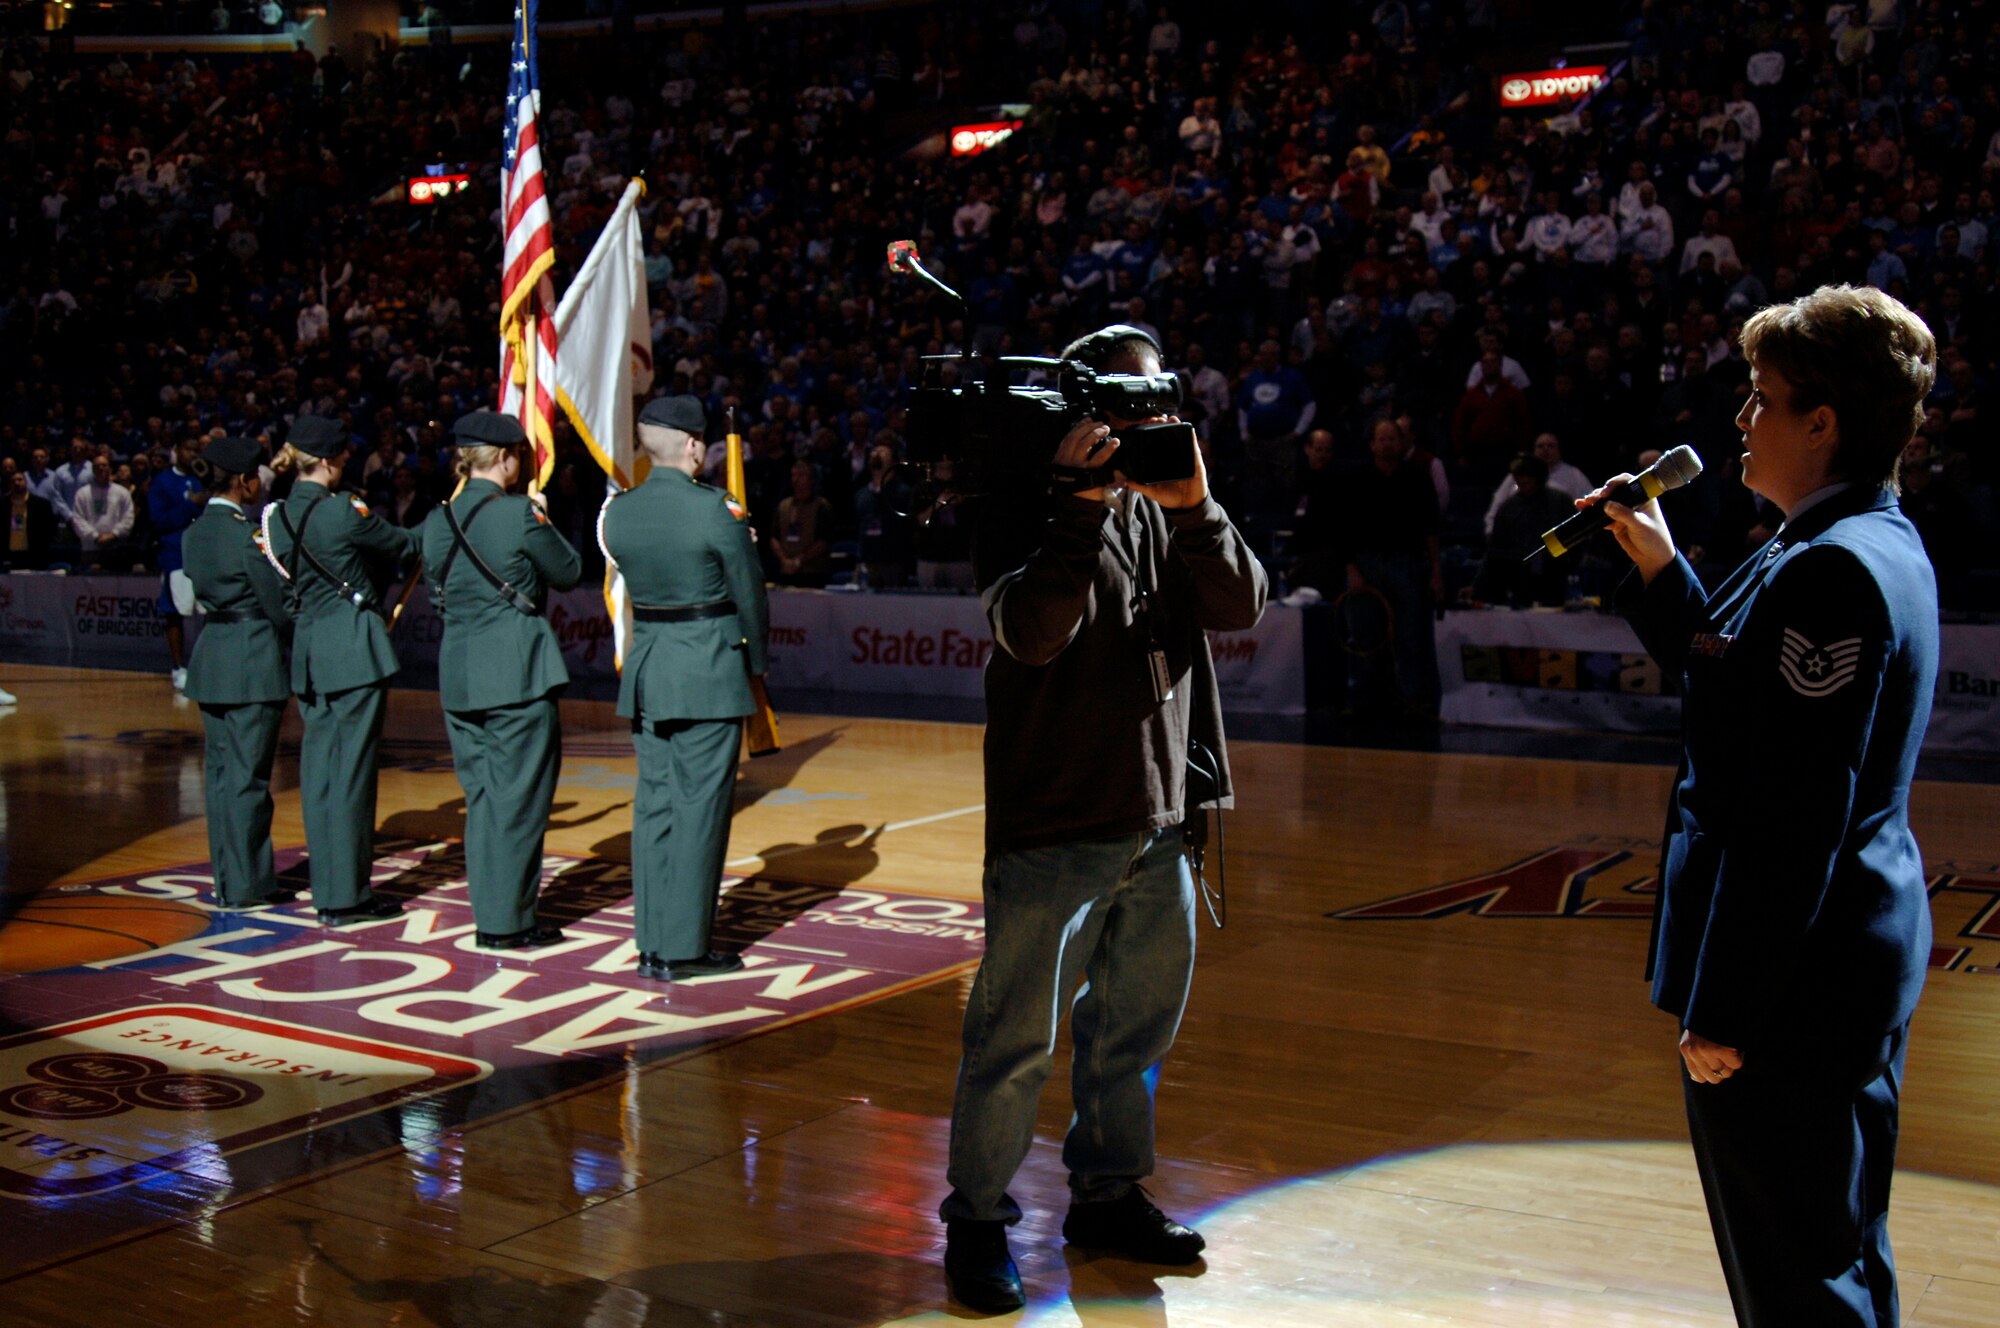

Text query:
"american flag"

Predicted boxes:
[[498, 0, 558, 488]]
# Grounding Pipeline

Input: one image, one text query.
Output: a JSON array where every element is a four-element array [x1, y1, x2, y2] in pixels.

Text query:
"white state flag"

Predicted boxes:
[[553, 178, 654, 671]]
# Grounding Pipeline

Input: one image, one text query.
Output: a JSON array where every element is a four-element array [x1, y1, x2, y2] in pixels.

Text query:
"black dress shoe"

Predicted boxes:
[[635, 950, 746, 981], [1062, 1186, 1206, 1264], [475, 925, 567, 950], [668, 950, 745, 979], [214, 888, 300, 913], [944, 1219, 1024, 1314], [317, 896, 405, 926]]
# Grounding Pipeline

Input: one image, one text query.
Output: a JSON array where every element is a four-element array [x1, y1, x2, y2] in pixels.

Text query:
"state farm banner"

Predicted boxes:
[[761, 590, 1307, 715], [1438, 608, 2000, 754]]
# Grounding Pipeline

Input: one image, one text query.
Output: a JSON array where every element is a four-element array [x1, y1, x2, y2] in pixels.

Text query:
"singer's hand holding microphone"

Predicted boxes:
[[1576, 472, 1678, 584], [1536, 444, 1702, 587]]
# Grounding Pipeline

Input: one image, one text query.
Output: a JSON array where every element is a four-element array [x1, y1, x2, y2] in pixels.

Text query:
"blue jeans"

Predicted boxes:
[[941, 828, 1197, 1225]]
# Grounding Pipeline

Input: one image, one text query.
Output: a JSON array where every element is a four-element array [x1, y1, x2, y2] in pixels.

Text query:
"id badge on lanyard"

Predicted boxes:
[[1106, 504, 1173, 706]]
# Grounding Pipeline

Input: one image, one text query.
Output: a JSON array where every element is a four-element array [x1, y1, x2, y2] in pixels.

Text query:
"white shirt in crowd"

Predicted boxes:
[[1484, 461, 1594, 536], [1723, 97, 1762, 143], [1178, 113, 1219, 156], [71, 480, 135, 543], [1409, 205, 1450, 249], [953, 198, 994, 239], [1570, 212, 1619, 264], [1681, 231, 1742, 274], [1620, 203, 1675, 262], [1463, 355, 1531, 392], [1180, 363, 1231, 440], [1523, 211, 1572, 260], [296, 300, 329, 347]]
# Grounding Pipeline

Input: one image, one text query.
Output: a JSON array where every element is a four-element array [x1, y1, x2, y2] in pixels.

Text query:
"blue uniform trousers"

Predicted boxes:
[[1683, 1024, 1908, 1327]]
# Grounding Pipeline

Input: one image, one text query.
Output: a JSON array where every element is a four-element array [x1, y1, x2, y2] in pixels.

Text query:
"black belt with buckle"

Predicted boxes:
[[202, 609, 267, 624], [632, 600, 735, 623]]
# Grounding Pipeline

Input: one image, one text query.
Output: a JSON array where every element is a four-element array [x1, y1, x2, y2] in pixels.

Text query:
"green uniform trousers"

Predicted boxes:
[[444, 695, 562, 935], [199, 700, 285, 906], [631, 717, 741, 960], [298, 683, 387, 910]]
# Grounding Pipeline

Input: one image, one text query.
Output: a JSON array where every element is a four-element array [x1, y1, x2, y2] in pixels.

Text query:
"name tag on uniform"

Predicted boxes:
[[1688, 632, 1734, 658]]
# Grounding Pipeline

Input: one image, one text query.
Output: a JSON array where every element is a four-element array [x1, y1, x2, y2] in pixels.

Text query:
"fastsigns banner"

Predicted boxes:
[[0, 574, 175, 672]]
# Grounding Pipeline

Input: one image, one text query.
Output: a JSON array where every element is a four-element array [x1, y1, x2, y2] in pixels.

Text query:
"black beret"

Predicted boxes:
[[287, 414, 349, 458], [638, 395, 706, 436], [452, 411, 528, 446], [203, 435, 263, 476]]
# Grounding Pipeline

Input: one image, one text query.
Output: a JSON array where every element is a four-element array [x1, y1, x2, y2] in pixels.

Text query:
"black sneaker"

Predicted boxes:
[[476, 925, 567, 950], [1062, 1186, 1206, 1264], [317, 896, 404, 926], [944, 1219, 1024, 1314]]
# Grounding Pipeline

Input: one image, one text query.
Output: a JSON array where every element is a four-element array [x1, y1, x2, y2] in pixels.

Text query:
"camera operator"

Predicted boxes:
[[939, 325, 1267, 1314]]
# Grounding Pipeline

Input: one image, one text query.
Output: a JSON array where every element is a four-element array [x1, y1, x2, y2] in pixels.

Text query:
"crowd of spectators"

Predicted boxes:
[[2, 0, 1997, 643]]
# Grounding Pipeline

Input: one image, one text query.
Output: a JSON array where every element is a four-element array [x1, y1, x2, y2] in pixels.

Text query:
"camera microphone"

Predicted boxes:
[[1530, 444, 1704, 561]]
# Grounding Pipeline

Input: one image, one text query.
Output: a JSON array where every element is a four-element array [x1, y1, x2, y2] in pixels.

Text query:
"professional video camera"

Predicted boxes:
[[887, 242, 1198, 499]]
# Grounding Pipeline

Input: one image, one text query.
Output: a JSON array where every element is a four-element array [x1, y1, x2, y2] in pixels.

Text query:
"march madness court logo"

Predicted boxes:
[[0, 839, 987, 1278], [1329, 839, 2000, 972]]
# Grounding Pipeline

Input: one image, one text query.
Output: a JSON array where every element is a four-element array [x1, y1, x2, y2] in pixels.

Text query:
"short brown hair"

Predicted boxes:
[[1739, 284, 1936, 489]]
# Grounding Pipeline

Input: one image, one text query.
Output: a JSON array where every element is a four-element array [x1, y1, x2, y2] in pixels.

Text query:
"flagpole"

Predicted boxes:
[[726, 405, 782, 757]]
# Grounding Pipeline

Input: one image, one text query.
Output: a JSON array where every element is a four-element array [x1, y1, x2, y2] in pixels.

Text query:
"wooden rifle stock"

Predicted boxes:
[[386, 555, 425, 636]]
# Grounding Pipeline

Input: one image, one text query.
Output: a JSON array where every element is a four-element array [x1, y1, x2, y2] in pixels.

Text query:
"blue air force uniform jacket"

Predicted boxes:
[[1620, 484, 1938, 1057]]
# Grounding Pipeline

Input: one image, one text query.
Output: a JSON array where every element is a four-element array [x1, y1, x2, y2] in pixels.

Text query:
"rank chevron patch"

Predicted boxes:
[[1779, 628, 1863, 697]]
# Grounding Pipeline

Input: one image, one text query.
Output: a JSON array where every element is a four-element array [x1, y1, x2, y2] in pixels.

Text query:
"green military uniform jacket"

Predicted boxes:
[[418, 479, 584, 712], [263, 480, 419, 695], [600, 468, 770, 722], [183, 498, 292, 705]]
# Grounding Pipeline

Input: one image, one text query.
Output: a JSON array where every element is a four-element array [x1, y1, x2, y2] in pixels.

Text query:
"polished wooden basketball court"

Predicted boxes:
[[3, 661, 2000, 1325]]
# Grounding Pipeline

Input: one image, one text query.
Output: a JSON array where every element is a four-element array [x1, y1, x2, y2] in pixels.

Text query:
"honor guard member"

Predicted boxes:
[[1596, 285, 1939, 1327], [263, 414, 421, 925], [182, 435, 295, 911], [599, 395, 770, 981], [421, 411, 583, 949]]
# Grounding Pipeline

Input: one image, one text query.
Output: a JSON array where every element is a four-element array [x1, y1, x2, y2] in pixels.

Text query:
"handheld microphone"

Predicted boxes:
[[886, 239, 920, 273], [1530, 444, 1703, 560]]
